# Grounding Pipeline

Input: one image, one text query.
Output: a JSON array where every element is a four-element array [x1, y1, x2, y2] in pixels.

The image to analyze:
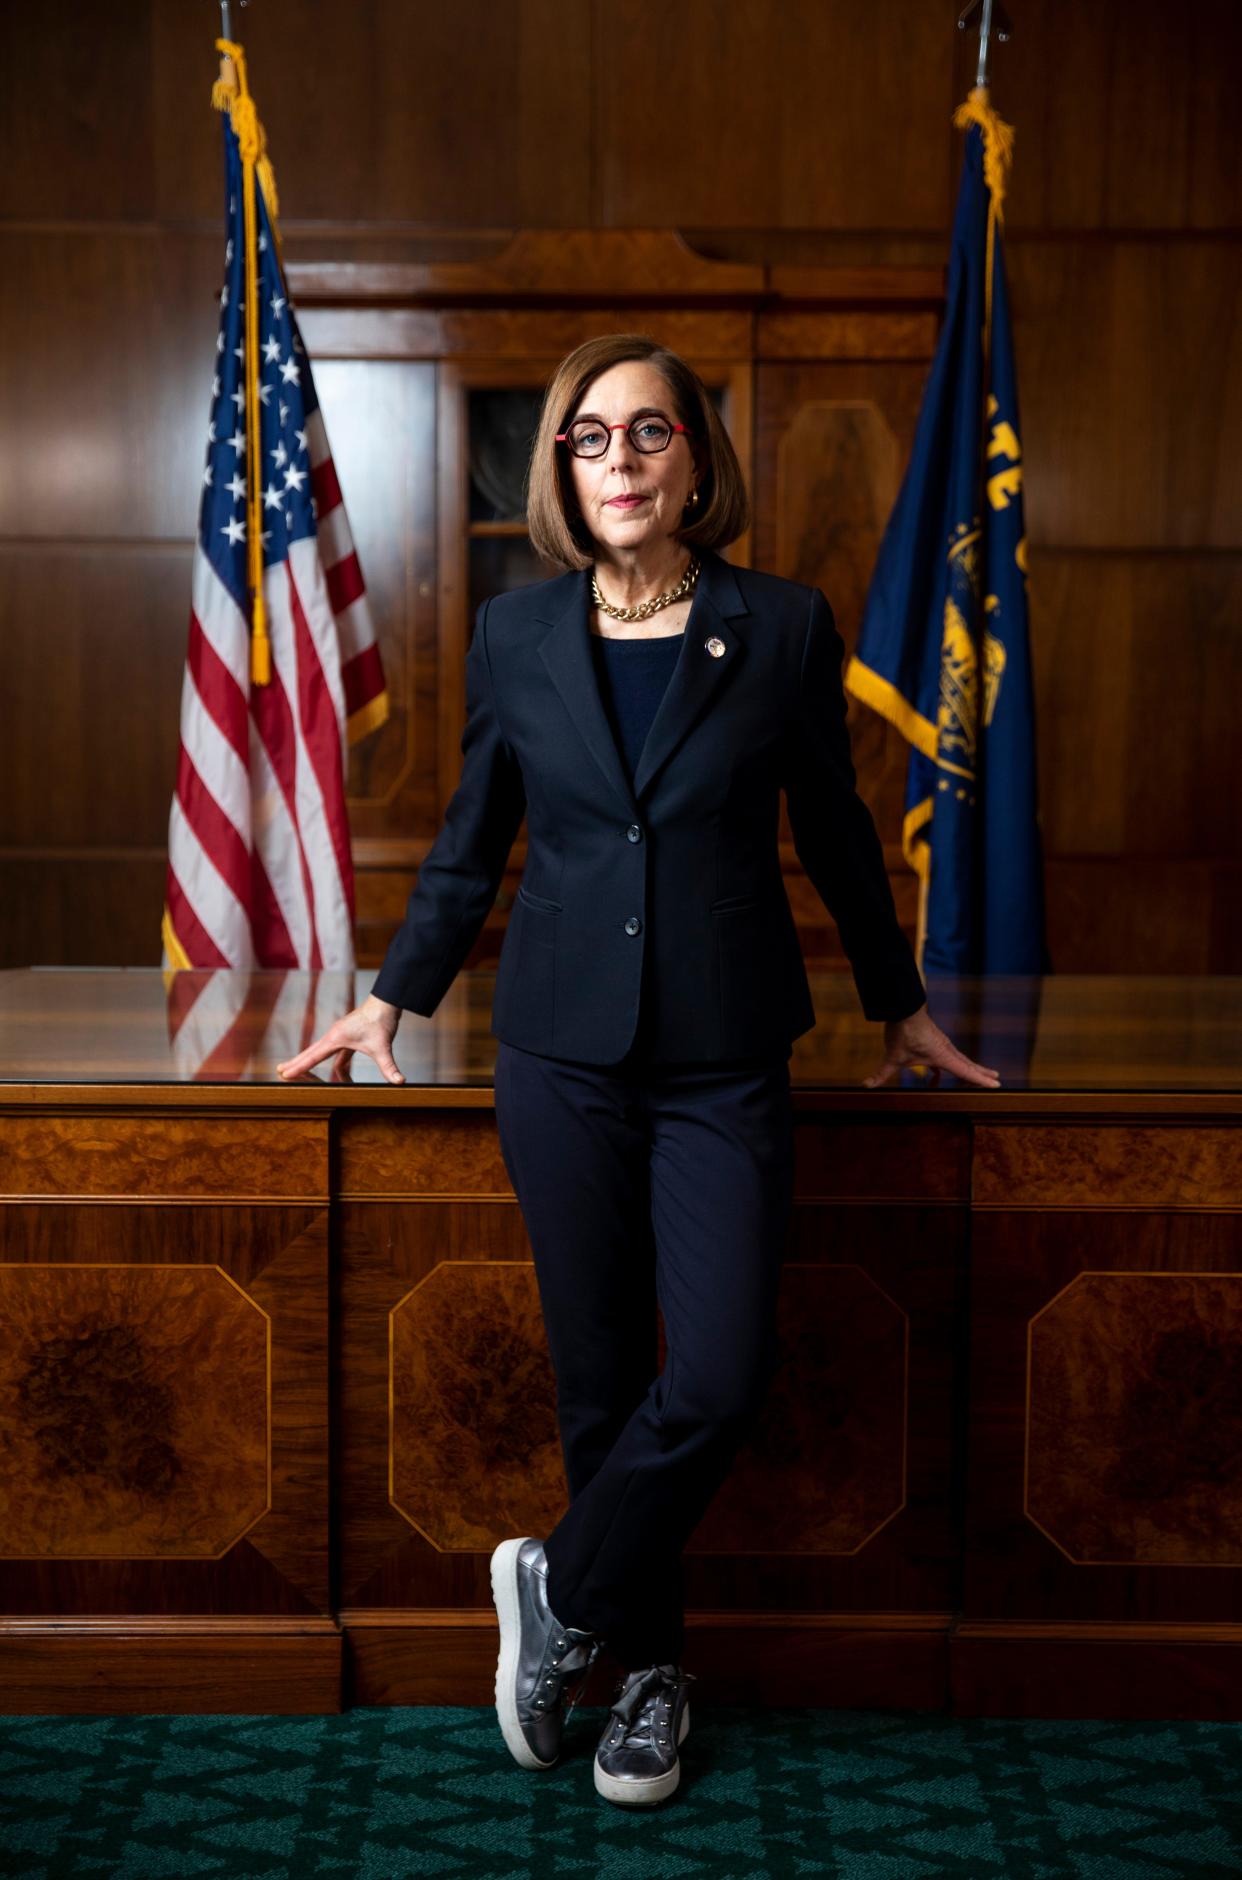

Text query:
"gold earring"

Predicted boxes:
[[685, 486, 699, 508]]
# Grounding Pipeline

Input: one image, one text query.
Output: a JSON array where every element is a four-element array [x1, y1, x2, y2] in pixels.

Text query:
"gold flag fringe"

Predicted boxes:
[[211, 38, 286, 687], [951, 84, 1015, 348]]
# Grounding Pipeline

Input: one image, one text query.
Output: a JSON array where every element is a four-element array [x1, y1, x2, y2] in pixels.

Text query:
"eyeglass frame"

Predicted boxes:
[[555, 413, 693, 458]]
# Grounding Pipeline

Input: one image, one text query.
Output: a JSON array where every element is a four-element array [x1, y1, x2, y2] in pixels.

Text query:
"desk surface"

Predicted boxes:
[[0, 969, 1239, 1113]]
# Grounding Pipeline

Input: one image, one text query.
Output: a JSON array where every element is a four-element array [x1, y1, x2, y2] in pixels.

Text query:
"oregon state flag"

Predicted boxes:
[[846, 89, 1049, 979]]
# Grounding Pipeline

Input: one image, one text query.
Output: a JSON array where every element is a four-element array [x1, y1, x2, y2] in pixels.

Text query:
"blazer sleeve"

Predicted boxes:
[[781, 585, 927, 1024], [370, 597, 526, 1016]]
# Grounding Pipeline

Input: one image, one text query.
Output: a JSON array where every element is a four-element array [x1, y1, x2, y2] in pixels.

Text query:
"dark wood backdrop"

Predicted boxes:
[[2, 0, 1239, 976]]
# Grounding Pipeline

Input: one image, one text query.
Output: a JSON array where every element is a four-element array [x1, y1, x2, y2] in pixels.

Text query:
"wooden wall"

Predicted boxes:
[[2, 0, 1239, 974]]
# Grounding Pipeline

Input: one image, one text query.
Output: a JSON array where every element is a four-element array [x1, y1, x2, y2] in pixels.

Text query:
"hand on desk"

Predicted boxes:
[[275, 994, 406, 1085], [863, 1003, 1002, 1091]]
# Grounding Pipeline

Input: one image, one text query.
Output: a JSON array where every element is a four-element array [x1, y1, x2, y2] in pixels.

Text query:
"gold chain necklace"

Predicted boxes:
[[591, 555, 700, 624]]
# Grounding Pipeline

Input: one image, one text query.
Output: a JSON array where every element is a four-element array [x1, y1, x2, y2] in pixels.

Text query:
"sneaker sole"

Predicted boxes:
[[594, 1701, 690, 1806], [490, 1536, 558, 1771]]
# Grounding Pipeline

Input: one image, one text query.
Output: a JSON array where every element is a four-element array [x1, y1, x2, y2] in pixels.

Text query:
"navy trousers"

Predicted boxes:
[[492, 1016, 795, 1671]]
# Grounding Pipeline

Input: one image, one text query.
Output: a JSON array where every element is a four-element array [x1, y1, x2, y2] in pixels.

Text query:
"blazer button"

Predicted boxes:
[[624, 916, 641, 935], [625, 823, 643, 843]]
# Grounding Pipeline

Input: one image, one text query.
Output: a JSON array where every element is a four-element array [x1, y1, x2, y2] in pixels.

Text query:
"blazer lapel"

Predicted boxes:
[[537, 564, 638, 817], [535, 548, 750, 816]]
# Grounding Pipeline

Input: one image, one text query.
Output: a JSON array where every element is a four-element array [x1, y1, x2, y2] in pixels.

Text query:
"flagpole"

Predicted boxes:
[[953, 0, 1016, 956], [976, 0, 993, 87], [957, 0, 1011, 94]]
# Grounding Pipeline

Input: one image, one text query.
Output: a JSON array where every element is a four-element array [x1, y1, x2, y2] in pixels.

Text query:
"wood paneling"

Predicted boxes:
[[2, 3, 1240, 980], [963, 1207, 1242, 1631], [1006, 242, 1242, 550], [2, 988, 1241, 1714], [0, 1619, 341, 1716], [0, 1113, 327, 1198], [974, 1124, 1242, 1210], [0, 1201, 329, 1618], [338, 1110, 512, 1196]]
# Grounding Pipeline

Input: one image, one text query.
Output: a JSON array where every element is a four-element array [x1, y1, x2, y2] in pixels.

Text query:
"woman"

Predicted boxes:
[[277, 334, 1000, 1808]]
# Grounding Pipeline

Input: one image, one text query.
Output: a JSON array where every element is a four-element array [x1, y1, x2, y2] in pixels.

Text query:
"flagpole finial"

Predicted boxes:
[[957, 0, 1012, 92], [218, 0, 251, 44]]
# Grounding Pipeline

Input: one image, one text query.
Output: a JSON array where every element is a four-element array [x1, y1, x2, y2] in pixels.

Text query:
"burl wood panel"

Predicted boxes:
[[341, 1111, 968, 1625], [0, 1264, 268, 1559], [685, 1197, 967, 1618], [0, 1204, 329, 1617], [338, 1193, 543, 1612], [0, 1114, 328, 1200], [389, 1262, 561, 1550], [965, 1207, 1242, 1627], [974, 1125, 1242, 1210], [687, 1262, 907, 1555], [338, 1110, 512, 1197], [1026, 1272, 1242, 1568]]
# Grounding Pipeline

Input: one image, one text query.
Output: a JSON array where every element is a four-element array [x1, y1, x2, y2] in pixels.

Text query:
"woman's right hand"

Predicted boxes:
[[275, 993, 406, 1085]]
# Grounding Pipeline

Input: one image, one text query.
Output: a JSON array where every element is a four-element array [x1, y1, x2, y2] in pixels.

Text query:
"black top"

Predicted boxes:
[[589, 628, 683, 787]]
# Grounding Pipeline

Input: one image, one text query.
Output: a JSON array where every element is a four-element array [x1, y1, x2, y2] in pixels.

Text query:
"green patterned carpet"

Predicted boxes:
[[1, 1706, 1239, 1878]]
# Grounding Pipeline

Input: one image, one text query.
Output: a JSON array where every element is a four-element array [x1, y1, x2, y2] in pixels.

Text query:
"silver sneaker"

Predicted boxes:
[[489, 1535, 602, 1770], [593, 1662, 696, 1806]]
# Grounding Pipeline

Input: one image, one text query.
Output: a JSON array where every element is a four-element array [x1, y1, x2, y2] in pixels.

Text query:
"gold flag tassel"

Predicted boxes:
[[951, 85, 1015, 355], [211, 38, 286, 687]]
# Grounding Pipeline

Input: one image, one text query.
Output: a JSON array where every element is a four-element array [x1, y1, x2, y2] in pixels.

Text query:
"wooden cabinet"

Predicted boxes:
[[2, 968, 1241, 1716], [287, 231, 937, 975]]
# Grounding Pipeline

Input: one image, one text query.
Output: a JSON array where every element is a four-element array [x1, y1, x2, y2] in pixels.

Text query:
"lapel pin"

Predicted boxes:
[[705, 636, 726, 658]]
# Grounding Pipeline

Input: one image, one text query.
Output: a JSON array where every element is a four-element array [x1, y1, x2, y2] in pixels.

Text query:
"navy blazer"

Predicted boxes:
[[370, 545, 927, 1062]]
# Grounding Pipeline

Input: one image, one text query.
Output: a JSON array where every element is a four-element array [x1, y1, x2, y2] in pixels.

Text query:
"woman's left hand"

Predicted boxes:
[[863, 1002, 1002, 1090]]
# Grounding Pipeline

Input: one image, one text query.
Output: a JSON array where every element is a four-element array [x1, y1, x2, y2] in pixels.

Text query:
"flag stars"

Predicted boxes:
[[203, 463, 213, 488], [269, 290, 286, 318], [294, 427, 308, 453], [279, 400, 289, 427], [262, 334, 282, 364], [283, 463, 307, 493], [279, 357, 300, 385], [222, 516, 246, 545], [220, 284, 229, 308], [234, 342, 245, 364], [227, 471, 246, 501], [270, 440, 289, 469], [258, 382, 272, 406], [263, 481, 284, 511], [258, 231, 268, 252], [230, 386, 245, 411], [228, 428, 246, 457]]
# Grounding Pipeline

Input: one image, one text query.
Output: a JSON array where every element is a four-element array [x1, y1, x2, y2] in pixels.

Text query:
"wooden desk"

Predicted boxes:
[[1, 968, 1240, 1716]]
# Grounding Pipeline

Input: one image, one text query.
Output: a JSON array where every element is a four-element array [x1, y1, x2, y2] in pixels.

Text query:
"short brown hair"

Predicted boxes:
[[525, 333, 750, 571]]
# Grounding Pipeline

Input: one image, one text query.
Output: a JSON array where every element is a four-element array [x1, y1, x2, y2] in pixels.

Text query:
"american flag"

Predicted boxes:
[[161, 100, 388, 974]]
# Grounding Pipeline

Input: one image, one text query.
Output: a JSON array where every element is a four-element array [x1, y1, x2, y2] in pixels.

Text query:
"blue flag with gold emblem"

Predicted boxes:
[[845, 90, 1049, 980]]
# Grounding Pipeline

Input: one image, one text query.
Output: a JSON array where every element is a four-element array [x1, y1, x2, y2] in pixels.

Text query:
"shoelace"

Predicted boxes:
[[604, 1663, 697, 1751], [532, 1626, 602, 1722]]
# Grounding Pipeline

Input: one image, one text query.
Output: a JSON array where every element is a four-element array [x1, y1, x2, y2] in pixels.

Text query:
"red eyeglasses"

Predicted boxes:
[[556, 416, 690, 459]]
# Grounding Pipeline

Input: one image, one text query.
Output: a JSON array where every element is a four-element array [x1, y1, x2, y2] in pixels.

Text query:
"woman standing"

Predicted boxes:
[[277, 334, 1000, 1808]]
